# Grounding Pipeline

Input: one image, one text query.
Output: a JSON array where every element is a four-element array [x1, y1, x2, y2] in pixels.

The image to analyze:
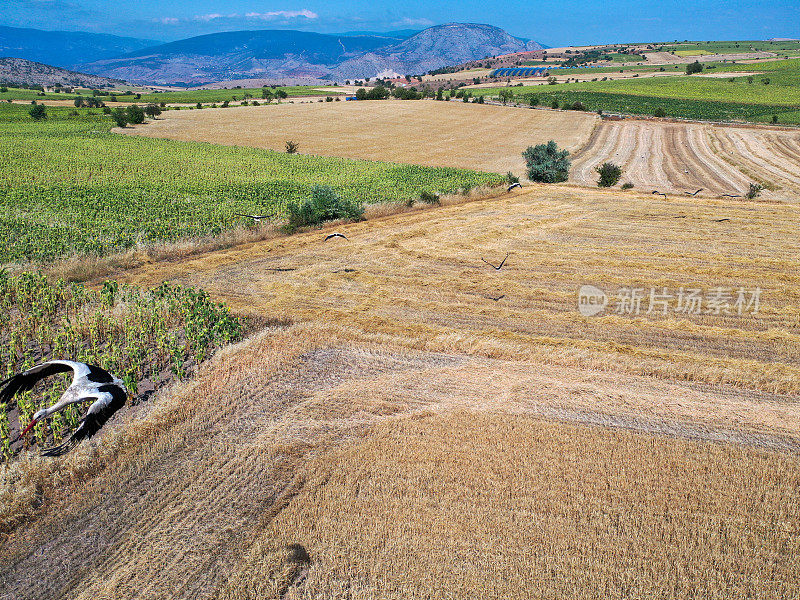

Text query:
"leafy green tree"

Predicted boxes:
[[686, 61, 703, 75], [110, 107, 128, 127], [498, 89, 514, 104], [261, 88, 274, 103], [522, 141, 571, 183], [28, 103, 47, 120], [125, 104, 145, 124], [276, 89, 288, 101], [145, 103, 162, 119], [596, 162, 622, 187]]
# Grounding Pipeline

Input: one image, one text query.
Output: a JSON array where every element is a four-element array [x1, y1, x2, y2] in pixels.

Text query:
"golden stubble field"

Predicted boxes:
[[122, 100, 800, 200], [3, 187, 800, 598], [117, 100, 599, 176]]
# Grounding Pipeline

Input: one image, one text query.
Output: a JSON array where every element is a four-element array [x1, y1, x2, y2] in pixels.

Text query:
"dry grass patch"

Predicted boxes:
[[228, 411, 800, 599], [117, 186, 800, 395], [117, 100, 598, 176]]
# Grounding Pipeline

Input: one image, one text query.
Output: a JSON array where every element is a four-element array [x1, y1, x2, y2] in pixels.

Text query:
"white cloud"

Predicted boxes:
[[245, 10, 318, 20], [393, 17, 434, 28], [194, 13, 231, 22], [155, 17, 179, 25]]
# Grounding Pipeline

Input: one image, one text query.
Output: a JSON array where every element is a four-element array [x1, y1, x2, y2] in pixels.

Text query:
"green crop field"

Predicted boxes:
[[0, 271, 246, 461], [475, 58, 800, 123], [657, 40, 800, 55], [0, 104, 501, 264], [135, 86, 345, 104], [0, 85, 340, 105]]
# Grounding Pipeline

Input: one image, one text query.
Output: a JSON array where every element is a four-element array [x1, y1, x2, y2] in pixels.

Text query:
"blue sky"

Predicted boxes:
[[2, 0, 799, 45]]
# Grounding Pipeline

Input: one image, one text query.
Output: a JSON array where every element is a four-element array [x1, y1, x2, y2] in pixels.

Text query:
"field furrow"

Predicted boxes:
[[570, 119, 800, 197]]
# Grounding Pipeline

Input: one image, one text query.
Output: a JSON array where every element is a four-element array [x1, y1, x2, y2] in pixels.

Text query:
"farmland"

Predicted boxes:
[[2, 186, 799, 598], [569, 119, 800, 196], [0, 85, 341, 105], [0, 103, 501, 264], [118, 99, 599, 175], [472, 57, 800, 123]]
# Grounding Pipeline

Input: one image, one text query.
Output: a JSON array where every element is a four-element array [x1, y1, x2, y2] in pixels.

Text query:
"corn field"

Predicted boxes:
[[0, 104, 502, 263], [0, 270, 244, 461]]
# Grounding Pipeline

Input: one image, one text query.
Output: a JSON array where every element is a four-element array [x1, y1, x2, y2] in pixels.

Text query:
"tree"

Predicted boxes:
[[436, 87, 443, 101], [522, 141, 571, 183], [596, 162, 622, 187], [125, 104, 145, 124], [262, 88, 274, 103], [498, 89, 514, 104], [686, 60, 703, 75], [276, 89, 288, 101], [28, 103, 47, 120], [145, 103, 162, 119], [110, 107, 128, 127]]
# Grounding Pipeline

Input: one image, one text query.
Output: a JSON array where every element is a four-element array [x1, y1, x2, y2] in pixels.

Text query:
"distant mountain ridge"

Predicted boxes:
[[0, 57, 124, 88], [0, 25, 160, 69], [76, 23, 543, 85]]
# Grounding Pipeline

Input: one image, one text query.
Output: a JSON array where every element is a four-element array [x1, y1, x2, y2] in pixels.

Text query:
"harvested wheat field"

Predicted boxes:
[[570, 119, 800, 197], [3, 186, 800, 598], [118, 100, 598, 175]]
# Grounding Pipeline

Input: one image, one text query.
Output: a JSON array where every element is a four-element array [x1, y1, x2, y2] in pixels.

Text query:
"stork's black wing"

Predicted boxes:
[[41, 384, 127, 457], [0, 361, 75, 405]]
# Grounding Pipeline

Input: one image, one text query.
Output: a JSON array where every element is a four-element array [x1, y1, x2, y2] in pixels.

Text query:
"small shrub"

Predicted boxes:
[[550, 99, 560, 109], [772, 115, 779, 124], [285, 186, 364, 231], [745, 183, 764, 199], [28, 103, 47, 120], [621, 182, 634, 190], [596, 162, 622, 187], [419, 190, 441, 204], [654, 107, 666, 118], [285, 140, 299, 154], [523, 141, 571, 183], [506, 171, 520, 185]]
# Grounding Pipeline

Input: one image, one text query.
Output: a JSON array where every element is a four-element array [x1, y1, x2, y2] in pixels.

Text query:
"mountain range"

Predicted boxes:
[[0, 23, 542, 86], [0, 25, 159, 69]]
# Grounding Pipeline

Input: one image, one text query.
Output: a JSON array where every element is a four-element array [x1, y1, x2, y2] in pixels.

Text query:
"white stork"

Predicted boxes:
[[1, 360, 128, 457]]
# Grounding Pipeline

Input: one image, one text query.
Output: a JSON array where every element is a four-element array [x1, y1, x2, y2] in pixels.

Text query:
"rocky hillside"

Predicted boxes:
[[0, 57, 124, 88], [78, 23, 542, 85], [334, 23, 542, 78]]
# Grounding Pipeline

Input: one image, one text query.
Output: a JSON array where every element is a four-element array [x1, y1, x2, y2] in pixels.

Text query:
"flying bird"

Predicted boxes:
[[235, 213, 269, 222], [507, 182, 522, 192], [652, 190, 667, 199], [721, 194, 742, 198], [684, 188, 703, 196], [2, 361, 127, 457], [325, 233, 348, 241], [481, 253, 509, 270], [487, 294, 505, 301], [712, 218, 731, 222]]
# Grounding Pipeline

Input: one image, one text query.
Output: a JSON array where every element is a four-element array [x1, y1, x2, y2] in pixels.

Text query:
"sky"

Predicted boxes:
[[1, 0, 799, 46]]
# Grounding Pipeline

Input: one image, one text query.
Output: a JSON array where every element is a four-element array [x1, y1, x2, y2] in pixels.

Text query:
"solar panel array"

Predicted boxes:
[[489, 67, 550, 78]]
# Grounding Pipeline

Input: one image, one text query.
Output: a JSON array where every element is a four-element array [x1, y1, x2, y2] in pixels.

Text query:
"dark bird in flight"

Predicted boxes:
[[721, 194, 742, 198], [712, 218, 731, 222], [235, 213, 269, 221], [652, 190, 667, 198], [481, 253, 509, 270], [507, 182, 522, 192], [2, 361, 128, 457], [684, 189, 703, 196], [487, 294, 505, 301], [325, 233, 348, 241]]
